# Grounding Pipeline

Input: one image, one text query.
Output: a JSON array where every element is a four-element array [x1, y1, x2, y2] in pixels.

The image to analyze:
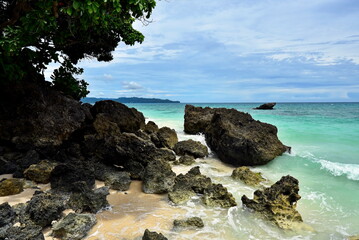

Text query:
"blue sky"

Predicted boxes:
[[59, 0, 359, 102]]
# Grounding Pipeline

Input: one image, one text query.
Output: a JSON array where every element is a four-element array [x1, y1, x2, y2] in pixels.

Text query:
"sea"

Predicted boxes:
[[93, 102, 358, 240]]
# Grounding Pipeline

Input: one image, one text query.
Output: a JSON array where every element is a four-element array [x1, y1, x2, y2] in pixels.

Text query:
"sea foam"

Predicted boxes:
[[318, 160, 359, 181]]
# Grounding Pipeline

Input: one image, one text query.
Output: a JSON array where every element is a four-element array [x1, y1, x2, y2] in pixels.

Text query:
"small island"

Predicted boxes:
[[82, 97, 180, 104]]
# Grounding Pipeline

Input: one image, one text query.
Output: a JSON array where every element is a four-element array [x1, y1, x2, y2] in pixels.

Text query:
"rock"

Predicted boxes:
[[142, 229, 168, 240], [202, 184, 237, 208], [91, 113, 121, 138], [0, 156, 17, 175], [174, 155, 195, 166], [23, 160, 57, 184], [231, 166, 265, 186], [144, 121, 159, 134], [13, 150, 40, 178], [68, 182, 109, 213], [135, 129, 151, 141], [173, 140, 208, 158], [5, 224, 44, 240], [349, 236, 359, 240], [0, 178, 24, 196], [154, 127, 178, 149], [241, 175, 303, 229], [173, 217, 204, 228], [0, 81, 86, 149], [168, 190, 196, 205], [0, 203, 15, 238], [51, 213, 97, 240], [25, 192, 66, 227], [254, 102, 276, 110], [90, 100, 145, 133], [184, 104, 220, 134], [205, 108, 287, 166], [104, 171, 131, 191], [50, 163, 95, 192], [142, 160, 176, 194]]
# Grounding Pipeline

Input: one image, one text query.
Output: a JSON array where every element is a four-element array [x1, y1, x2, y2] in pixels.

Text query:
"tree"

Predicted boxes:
[[0, 0, 156, 100]]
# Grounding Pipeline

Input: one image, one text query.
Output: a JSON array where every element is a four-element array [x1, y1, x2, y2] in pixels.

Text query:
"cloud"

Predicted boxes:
[[122, 81, 144, 90], [103, 74, 113, 79]]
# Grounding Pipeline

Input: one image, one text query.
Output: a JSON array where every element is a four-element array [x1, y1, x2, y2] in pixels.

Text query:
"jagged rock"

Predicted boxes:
[[154, 127, 178, 149], [144, 121, 159, 134], [168, 190, 196, 205], [68, 182, 109, 213], [51, 213, 97, 240], [202, 184, 237, 208], [5, 224, 44, 240], [254, 102, 276, 110], [143, 160, 176, 194], [0, 203, 15, 238], [173, 217, 204, 228], [241, 175, 303, 229], [92, 113, 121, 138], [50, 162, 95, 192], [23, 160, 57, 184], [13, 150, 41, 178], [205, 108, 287, 166], [135, 129, 151, 141], [173, 140, 208, 158], [0, 156, 17, 175], [0, 81, 87, 149], [25, 191, 66, 227], [142, 229, 168, 240], [90, 100, 145, 133], [174, 155, 195, 166], [104, 171, 131, 191], [184, 104, 221, 134], [231, 166, 265, 186], [0, 178, 24, 196]]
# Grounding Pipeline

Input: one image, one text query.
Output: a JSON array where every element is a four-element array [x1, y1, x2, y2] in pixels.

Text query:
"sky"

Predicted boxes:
[[56, 0, 359, 102]]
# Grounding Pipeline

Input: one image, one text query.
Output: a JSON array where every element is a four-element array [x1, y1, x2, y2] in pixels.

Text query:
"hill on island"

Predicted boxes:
[[82, 97, 180, 104]]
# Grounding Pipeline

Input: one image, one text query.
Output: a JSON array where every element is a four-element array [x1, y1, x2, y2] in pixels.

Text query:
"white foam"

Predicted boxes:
[[318, 160, 359, 181]]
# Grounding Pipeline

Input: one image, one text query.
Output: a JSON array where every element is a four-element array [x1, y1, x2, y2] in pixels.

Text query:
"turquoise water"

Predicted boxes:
[[126, 102, 359, 239]]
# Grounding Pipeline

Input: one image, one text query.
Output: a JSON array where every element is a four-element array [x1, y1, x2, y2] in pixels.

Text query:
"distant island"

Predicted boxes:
[[82, 97, 180, 104]]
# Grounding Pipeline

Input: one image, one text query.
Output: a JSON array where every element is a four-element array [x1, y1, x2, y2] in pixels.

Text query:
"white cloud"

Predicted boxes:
[[122, 81, 144, 90]]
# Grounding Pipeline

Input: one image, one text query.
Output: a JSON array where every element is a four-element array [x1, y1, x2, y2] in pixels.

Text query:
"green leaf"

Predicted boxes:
[[73, 1, 80, 10], [66, 8, 73, 16]]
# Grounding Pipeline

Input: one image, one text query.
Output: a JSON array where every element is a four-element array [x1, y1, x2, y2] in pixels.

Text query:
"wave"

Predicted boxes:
[[317, 159, 359, 181]]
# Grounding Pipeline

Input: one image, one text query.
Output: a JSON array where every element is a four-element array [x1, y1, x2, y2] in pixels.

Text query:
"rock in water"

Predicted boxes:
[[254, 102, 276, 110], [202, 184, 237, 208], [173, 140, 208, 158], [144, 121, 159, 134], [142, 160, 176, 194], [174, 155, 196, 166], [231, 166, 265, 186], [52, 213, 97, 240], [241, 175, 303, 229], [184, 104, 220, 134], [24, 160, 57, 184], [153, 127, 178, 149], [142, 229, 168, 240], [205, 108, 287, 166], [104, 171, 131, 191], [173, 217, 204, 228], [0, 178, 24, 196]]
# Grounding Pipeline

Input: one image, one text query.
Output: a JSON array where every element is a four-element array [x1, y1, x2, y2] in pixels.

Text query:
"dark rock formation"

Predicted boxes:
[[91, 113, 122, 138], [12, 150, 41, 178], [254, 102, 276, 110], [90, 100, 145, 133], [205, 108, 287, 166], [174, 155, 195, 166], [173, 217, 204, 228], [104, 171, 131, 191], [25, 192, 66, 227], [202, 184, 237, 208], [184, 104, 220, 134], [173, 140, 208, 158], [51, 213, 97, 240], [0, 156, 18, 175], [144, 121, 159, 134], [0, 178, 24, 196], [4, 224, 44, 240], [0, 203, 15, 238], [241, 175, 303, 229], [142, 160, 176, 194], [24, 160, 57, 184], [142, 229, 168, 240], [153, 127, 178, 149], [231, 166, 265, 186]]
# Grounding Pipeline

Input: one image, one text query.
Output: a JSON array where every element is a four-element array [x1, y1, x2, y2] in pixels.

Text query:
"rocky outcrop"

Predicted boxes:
[[142, 160, 176, 194], [202, 184, 237, 208], [104, 171, 131, 191], [91, 100, 145, 133], [231, 166, 265, 186], [0, 178, 24, 196], [4, 224, 44, 240], [144, 121, 159, 134], [0, 203, 15, 238], [254, 102, 276, 110], [173, 140, 208, 158], [174, 155, 195, 166], [142, 229, 168, 240], [24, 160, 57, 184], [153, 127, 178, 149], [241, 175, 303, 229], [173, 217, 204, 228], [51, 213, 97, 240], [205, 108, 287, 166], [184, 105, 221, 134]]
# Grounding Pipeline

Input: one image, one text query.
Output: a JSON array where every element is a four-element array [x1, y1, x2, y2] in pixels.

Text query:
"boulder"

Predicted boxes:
[[51, 213, 97, 240], [142, 160, 176, 194], [142, 229, 168, 240], [13, 150, 41, 178], [168, 190, 196, 205], [0, 202, 15, 238], [0, 178, 24, 196], [205, 108, 287, 166], [173, 217, 204, 228], [104, 171, 131, 191], [144, 121, 159, 134], [202, 184, 237, 208], [25, 192, 66, 227], [0, 156, 18, 175], [90, 100, 145, 133], [153, 127, 178, 149], [254, 102, 276, 110], [4, 225, 44, 240], [24, 160, 57, 184], [91, 113, 121, 138], [173, 140, 208, 158], [231, 166, 265, 186], [184, 104, 221, 134], [174, 155, 195, 166], [241, 175, 303, 229]]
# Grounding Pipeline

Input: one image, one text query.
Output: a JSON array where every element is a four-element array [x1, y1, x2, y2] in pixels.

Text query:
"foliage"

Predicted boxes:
[[0, 0, 156, 98]]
